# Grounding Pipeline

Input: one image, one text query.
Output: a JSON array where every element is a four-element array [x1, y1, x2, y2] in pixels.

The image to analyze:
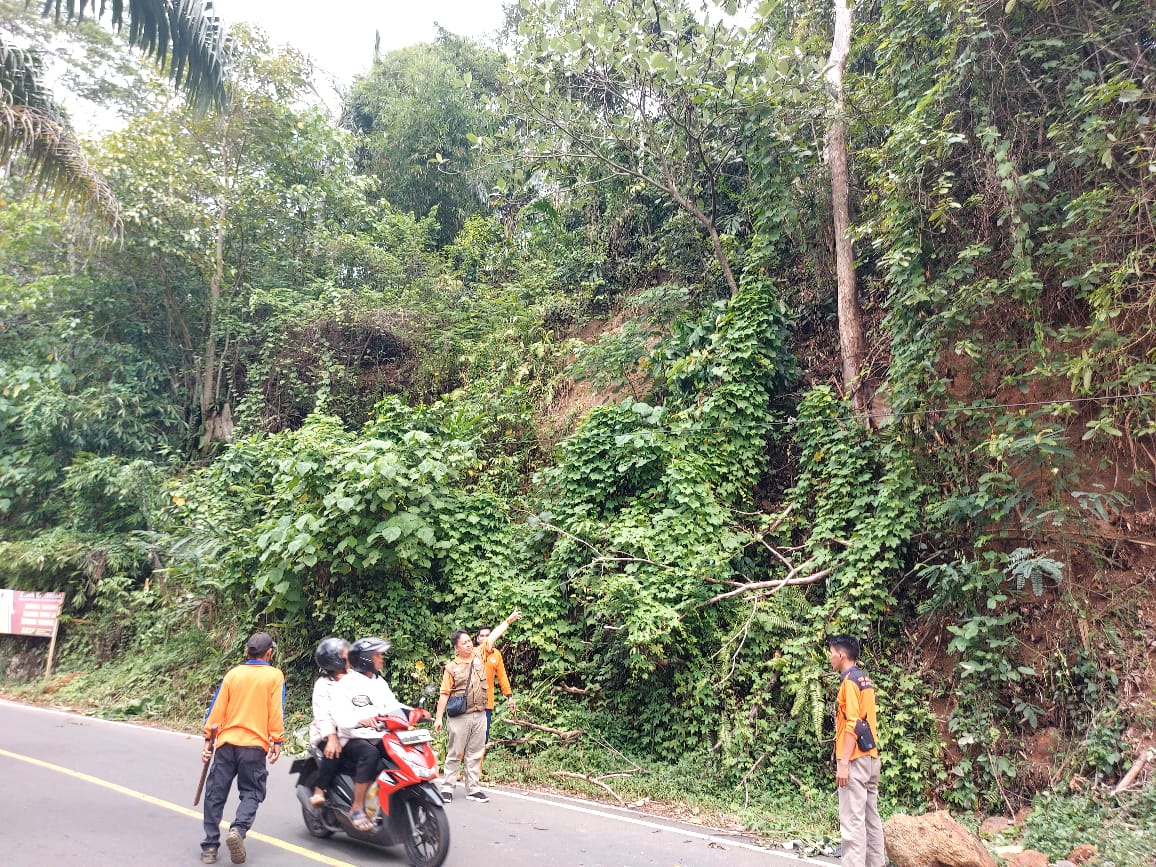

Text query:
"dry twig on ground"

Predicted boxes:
[[506, 717, 584, 742], [550, 768, 646, 804]]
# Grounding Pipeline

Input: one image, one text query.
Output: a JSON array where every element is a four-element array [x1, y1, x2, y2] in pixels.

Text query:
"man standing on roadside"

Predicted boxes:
[[433, 610, 522, 803], [828, 633, 884, 867], [476, 624, 515, 774], [199, 632, 285, 865]]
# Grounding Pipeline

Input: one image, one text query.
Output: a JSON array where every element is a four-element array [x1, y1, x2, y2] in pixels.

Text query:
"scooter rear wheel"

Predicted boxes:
[[300, 802, 335, 838], [401, 793, 450, 867]]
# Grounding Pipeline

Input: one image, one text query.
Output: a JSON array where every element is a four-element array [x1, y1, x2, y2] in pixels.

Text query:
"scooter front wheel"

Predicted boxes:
[[300, 802, 335, 838], [401, 792, 450, 867]]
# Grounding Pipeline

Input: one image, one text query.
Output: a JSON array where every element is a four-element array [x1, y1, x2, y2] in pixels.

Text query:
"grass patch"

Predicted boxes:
[[1020, 788, 1156, 866]]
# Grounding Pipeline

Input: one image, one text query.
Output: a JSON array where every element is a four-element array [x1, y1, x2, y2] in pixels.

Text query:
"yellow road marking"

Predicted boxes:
[[0, 747, 357, 866]]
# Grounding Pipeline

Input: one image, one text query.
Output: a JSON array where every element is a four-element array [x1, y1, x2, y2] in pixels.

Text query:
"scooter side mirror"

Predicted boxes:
[[408, 706, 431, 726]]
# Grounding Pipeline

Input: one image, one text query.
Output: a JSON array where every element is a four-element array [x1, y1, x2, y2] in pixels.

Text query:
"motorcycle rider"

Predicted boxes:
[[309, 637, 350, 807], [332, 636, 401, 831]]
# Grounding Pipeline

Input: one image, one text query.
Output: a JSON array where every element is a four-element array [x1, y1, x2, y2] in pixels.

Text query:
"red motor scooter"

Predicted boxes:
[[290, 701, 449, 867]]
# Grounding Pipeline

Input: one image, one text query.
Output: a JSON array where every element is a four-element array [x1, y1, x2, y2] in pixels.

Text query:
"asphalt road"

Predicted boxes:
[[0, 699, 835, 867]]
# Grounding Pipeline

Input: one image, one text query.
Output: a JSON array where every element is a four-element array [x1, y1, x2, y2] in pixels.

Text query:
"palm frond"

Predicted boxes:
[[0, 99, 122, 229], [0, 37, 57, 111], [36, 0, 229, 110]]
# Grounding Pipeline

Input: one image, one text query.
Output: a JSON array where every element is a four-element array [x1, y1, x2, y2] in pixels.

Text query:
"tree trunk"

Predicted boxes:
[[199, 125, 234, 450], [825, 0, 872, 424]]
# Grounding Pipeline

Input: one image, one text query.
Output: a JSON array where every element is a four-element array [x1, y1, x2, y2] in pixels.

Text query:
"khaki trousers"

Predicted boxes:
[[837, 755, 884, 867], [442, 710, 486, 794]]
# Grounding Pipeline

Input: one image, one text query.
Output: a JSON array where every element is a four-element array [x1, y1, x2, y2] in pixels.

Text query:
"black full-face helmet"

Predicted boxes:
[[349, 636, 391, 674], [314, 637, 349, 676]]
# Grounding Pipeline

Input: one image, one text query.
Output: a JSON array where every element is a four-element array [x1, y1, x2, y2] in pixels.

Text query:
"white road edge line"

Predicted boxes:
[[0, 697, 192, 738], [490, 786, 835, 866]]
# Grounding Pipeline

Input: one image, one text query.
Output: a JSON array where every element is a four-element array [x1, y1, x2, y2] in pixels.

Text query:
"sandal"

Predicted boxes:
[[349, 809, 374, 832], [309, 791, 326, 807]]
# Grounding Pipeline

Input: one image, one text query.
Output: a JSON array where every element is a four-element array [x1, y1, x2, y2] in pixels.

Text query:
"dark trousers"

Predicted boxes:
[[341, 737, 387, 783], [201, 744, 269, 851], [485, 709, 493, 743], [315, 752, 342, 791]]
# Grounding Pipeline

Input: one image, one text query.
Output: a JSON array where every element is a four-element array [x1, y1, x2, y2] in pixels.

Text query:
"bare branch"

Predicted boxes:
[[696, 569, 832, 608], [551, 770, 626, 803], [506, 718, 585, 742]]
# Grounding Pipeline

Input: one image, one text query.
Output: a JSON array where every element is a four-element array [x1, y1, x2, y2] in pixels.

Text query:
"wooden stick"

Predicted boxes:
[[697, 569, 832, 608], [556, 684, 593, 696], [551, 770, 625, 803], [740, 753, 769, 788], [1110, 748, 1153, 796], [44, 620, 59, 680], [505, 718, 584, 742], [788, 772, 813, 799]]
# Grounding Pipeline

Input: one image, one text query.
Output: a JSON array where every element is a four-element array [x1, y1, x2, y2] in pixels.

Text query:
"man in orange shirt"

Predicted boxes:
[[828, 633, 883, 867], [199, 632, 285, 865], [433, 610, 521, 803], [476, 625, 515, 749]]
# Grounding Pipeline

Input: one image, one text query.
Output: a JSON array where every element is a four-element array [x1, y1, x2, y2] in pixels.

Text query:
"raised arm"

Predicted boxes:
[[481, 610, 522, 651]]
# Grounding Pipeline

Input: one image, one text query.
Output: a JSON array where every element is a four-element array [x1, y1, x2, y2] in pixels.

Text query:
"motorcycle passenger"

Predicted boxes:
[[333, 636, 401, 831], [309, 637, 350, 807]]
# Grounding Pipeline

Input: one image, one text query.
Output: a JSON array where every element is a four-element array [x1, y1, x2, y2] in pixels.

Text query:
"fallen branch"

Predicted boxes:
[[740, 752, 769, 808], [551, 770, 632, 804], [758, 536, 795, 570], [697, 569, 832, 608], [506, 718, 584, 742], [556, 683, 594, 696], [591, 736, 648, 775], [788, 772, 813, 800], [1110, 748, 1154, 796], [764, 503, 794, 534], [522, 512, 688, 578]]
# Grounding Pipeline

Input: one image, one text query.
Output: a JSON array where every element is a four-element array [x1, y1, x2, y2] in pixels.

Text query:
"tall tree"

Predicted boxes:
[[503, 0, 772, 297], [345, 31, 504, 246], [92, 29, 370, 448], [823, 0, 870, 420]]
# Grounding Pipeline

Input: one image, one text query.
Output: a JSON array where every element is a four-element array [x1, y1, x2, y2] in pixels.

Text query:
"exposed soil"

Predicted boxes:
[[539, 309, 653, 446]]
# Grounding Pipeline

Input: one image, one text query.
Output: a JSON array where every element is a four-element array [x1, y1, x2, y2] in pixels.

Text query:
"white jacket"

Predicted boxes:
[[333, 670, 401, 741], [309, 676, 344, 746]]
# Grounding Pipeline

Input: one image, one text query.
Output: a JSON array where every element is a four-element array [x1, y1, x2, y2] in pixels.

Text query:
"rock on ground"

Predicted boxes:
[[1008, 850, 1049, 867], [978, 816, 1013, 838], [1067, 844, 1098, 864], [883, 811, 997, 867]]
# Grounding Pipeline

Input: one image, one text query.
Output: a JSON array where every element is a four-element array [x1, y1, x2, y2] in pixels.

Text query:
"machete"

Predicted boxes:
[[193, 724, 219, 806]]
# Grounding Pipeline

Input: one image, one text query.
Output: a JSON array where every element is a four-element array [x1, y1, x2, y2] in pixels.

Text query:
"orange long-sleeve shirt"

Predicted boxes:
[[482, 646, 511, 710], [203, 660, 286, 749]]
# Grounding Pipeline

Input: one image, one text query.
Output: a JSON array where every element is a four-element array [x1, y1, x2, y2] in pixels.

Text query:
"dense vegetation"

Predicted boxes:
[[2, 0, 1153, 859]]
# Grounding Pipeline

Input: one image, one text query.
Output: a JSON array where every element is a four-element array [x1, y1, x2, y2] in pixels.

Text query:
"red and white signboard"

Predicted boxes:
[[1, 590, 65, 678], [0, 590, 64, 637]]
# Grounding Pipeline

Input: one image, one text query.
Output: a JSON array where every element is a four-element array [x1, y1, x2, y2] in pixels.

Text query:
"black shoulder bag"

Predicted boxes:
[[445, 660, 473, 717]]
